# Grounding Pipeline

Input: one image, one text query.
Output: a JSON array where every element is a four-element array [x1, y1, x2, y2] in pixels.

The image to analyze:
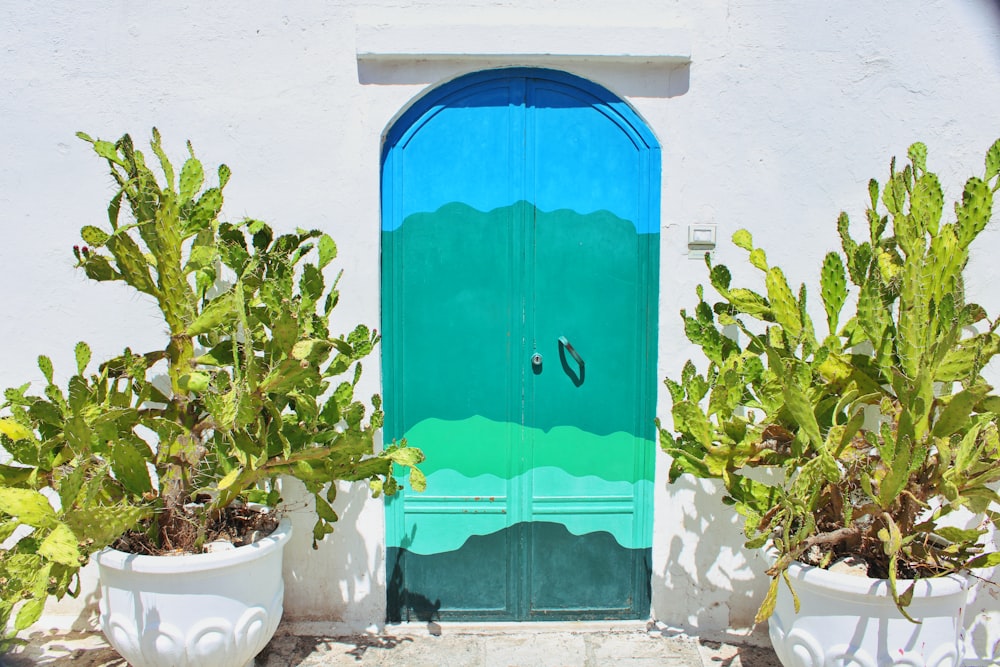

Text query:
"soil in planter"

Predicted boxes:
[[783, 439, 947, 581], [111, 503, 280, 557], [795, 506, 938, 580], [798, 541, 924, 579]]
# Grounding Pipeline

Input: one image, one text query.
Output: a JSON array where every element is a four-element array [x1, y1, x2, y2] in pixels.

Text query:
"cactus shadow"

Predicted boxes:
[[651, 473, 771, 645]]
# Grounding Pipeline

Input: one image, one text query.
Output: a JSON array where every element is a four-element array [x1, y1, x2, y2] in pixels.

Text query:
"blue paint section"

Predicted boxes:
[[529, 82, 654, 232], [390, 92, 519, 229], [381, 69, 660, 233]]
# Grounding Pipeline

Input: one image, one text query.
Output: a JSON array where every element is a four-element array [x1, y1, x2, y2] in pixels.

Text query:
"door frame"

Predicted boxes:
[[381, 67, 661, 621]]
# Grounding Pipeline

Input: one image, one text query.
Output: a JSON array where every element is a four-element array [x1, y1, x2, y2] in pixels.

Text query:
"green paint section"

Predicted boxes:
[[527, 521, 651, 618], [401, 415, 653, 483], [387, 529, 512, 622], [529, 205, 658, 441], [412, 466, 643, 500]]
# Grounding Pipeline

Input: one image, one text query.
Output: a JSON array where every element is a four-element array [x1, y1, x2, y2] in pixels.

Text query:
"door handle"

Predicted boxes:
[[557, 336, 585, 387], [558, 336, 583, 367]]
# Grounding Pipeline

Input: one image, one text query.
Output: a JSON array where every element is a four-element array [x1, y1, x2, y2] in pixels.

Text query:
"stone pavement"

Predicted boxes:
[[5, 622, 782, 667]]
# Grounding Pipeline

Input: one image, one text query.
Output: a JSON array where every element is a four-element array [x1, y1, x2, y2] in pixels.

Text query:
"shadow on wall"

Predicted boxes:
[[965, 529, 1000, 665], [357, 59, 691, 99], [280, 477, 386, 631], [988, 0, 1000, 24], [651, 474, 772, 643], [385, 525, 441, 624], [652, 473, 1000, 663], [11, 553, 104, 641]]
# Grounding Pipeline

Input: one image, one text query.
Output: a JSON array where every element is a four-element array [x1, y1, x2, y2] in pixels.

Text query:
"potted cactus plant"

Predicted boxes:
[[0, 130, 423, 666], [661, 140, 1000, 666]]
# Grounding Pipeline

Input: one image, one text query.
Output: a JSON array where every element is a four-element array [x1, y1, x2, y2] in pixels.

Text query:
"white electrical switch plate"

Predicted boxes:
[[688, 225, 717, 245], [687, 224, 717, 259]]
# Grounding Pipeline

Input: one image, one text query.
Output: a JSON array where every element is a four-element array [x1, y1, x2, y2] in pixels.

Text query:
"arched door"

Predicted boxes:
[[382, 68, 660, 621]]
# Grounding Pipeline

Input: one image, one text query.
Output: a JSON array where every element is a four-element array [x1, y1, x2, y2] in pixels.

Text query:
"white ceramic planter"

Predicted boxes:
[[94, 518, 292, 667], [768, 556, 969, 667]]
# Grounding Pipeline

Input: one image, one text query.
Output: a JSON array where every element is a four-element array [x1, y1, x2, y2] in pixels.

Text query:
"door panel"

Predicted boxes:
[[526, 79, 655, 617], [383, 69, 659, 622]]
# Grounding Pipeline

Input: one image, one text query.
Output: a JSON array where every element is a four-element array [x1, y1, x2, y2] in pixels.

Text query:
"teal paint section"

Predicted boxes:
[[382, 68, 660, 620], [396, 470, 653, 554], [383, 202, 656, 437]]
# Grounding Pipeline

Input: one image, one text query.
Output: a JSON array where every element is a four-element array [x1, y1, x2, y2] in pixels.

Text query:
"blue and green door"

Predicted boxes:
[[382, 68, 660, 621]]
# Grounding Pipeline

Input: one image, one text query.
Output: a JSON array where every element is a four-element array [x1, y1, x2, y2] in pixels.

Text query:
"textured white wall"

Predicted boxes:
[[2, 1, 998, 659], [651, 3, 1000, 659]]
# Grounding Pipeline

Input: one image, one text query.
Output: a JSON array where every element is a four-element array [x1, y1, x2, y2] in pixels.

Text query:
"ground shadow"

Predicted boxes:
[[8, 631, 416, 667], [3, 630, 126, 667], [255, 633, 413, 665], [696, 637, 782, 667]]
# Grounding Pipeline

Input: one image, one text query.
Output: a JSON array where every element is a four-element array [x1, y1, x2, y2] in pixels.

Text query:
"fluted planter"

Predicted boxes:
[[94, 518, 292, 667], [768, 555, 969, 667]]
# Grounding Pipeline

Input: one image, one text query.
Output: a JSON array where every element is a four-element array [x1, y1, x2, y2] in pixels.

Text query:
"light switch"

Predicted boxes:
[[687, 224, 717, 259], [688, 225, 716, 245]]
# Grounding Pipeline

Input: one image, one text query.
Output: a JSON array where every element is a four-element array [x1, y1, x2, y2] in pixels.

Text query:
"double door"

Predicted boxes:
[[382, 68, 660, 621]]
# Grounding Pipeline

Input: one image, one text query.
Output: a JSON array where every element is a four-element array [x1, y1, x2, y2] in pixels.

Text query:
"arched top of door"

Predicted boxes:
[[381, 67, 660, 163]]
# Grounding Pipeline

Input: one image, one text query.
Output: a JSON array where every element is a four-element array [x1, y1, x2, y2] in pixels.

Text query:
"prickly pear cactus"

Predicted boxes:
[[661, 140, 1000, 621], [0, 130, 425, 648], [70, 129, 423, 548]]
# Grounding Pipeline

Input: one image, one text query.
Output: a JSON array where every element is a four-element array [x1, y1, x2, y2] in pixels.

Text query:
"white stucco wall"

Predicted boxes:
[[2, 1, 999, 660]]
